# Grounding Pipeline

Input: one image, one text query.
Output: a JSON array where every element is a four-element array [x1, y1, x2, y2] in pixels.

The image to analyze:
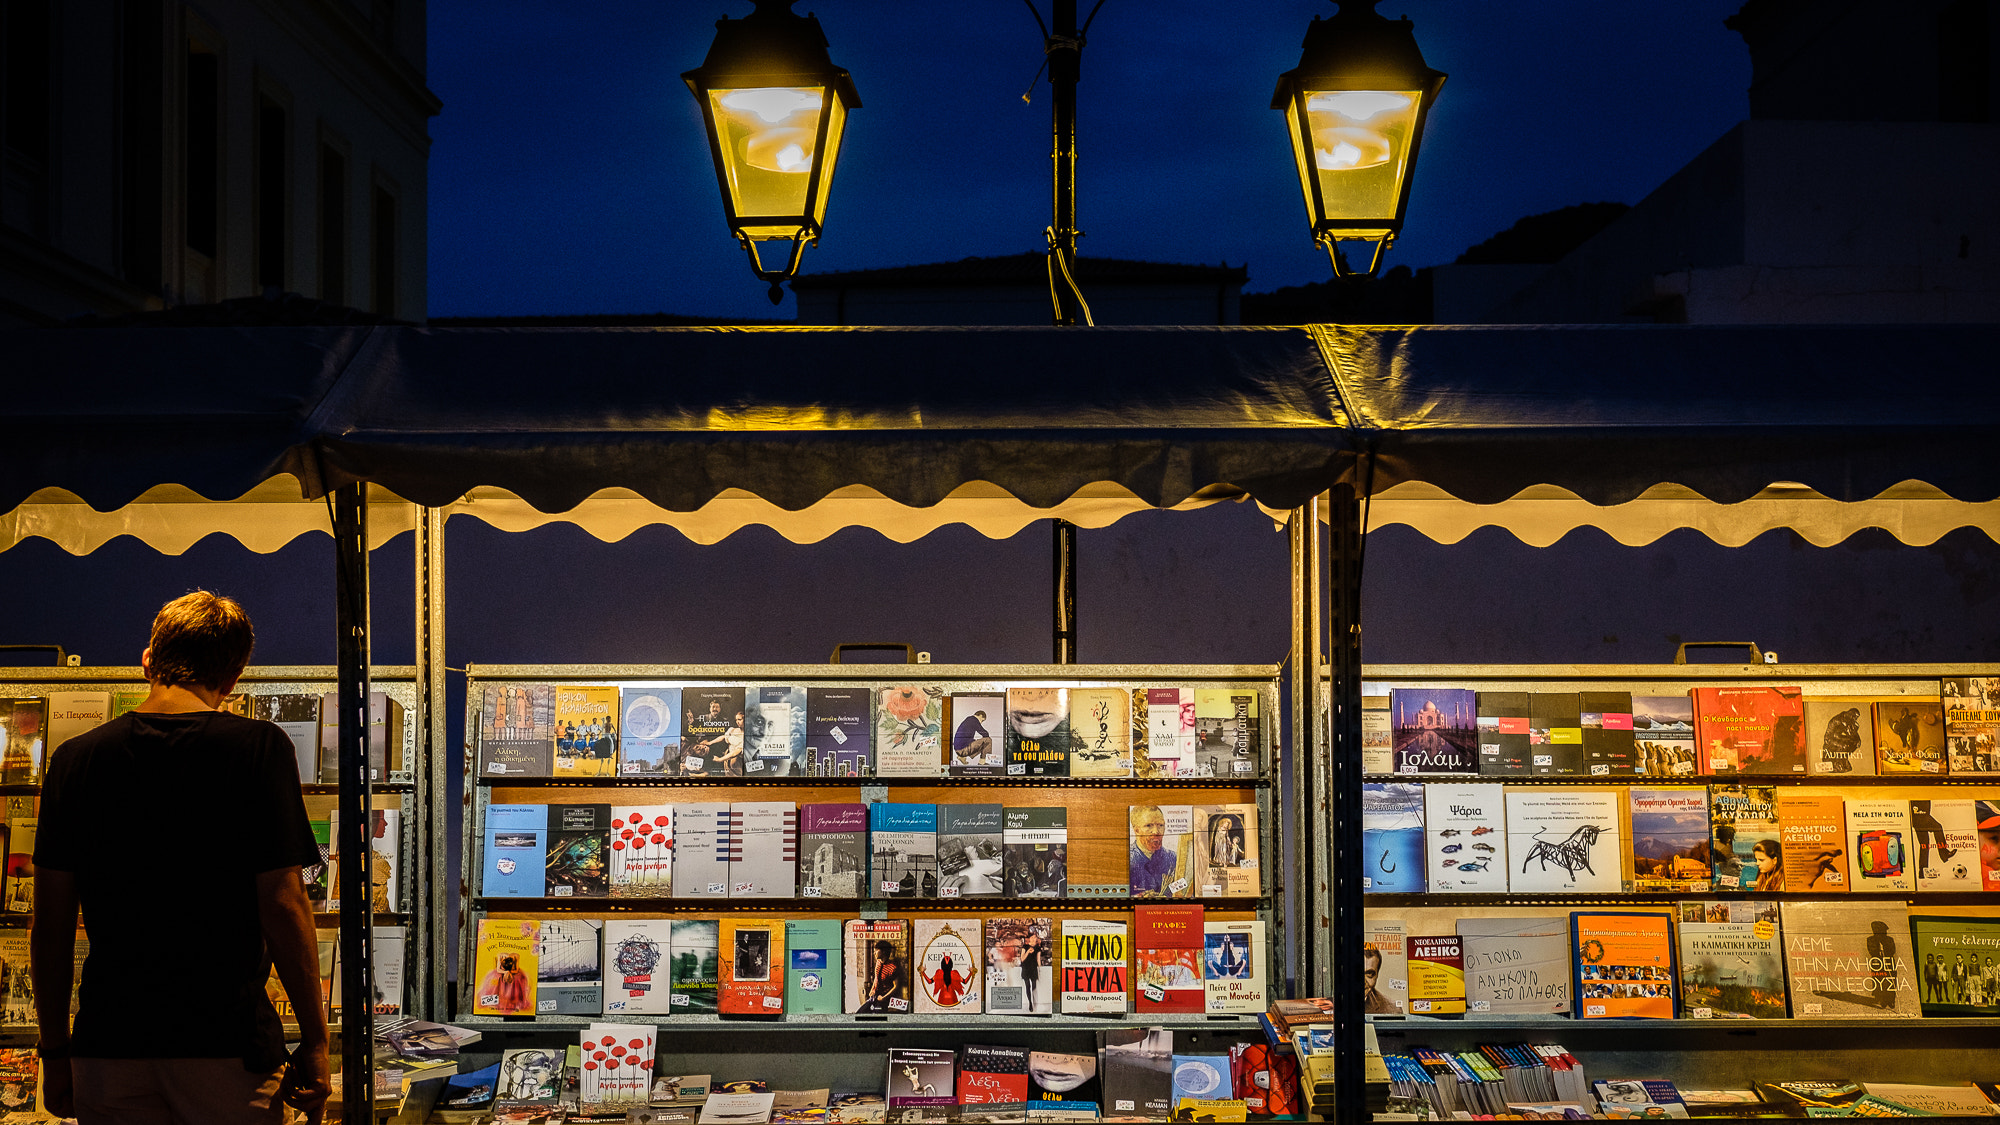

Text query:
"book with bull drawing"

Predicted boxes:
[[1505, 788, 1625, 893]]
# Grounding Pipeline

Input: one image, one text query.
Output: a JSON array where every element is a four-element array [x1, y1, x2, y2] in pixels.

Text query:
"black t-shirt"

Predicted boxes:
[[35, 709, 322, 1069]]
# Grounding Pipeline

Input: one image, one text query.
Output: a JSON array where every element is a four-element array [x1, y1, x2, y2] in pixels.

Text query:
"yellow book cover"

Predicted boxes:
[[1777, 793, 1849, 892], [553, 685, 620, 777], [1405, 934, 1466, 1015], [1174, 1100, 1247, 1122], [1067, 688, 1132, 777], [473, 917, 540, 1016]]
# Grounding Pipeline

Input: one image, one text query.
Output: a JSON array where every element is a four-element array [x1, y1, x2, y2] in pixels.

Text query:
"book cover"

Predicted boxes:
[[701, 1091, 777, 1124], [1068, 687, 1132, 777], [1103, 1029, 1175, 1117], [1002, 807, 1068, 898], [580, 1023, 656, 1107], [1857, 1084, 2000, 1117], [439, 1061, 502, 1113], [1676, 915, 1786, 1020], [546, 804, 612, 898], [1361, 693, 1393, 775], [984, 915, 1054, 1015], [316, 690, 404, 781], [914, 917, 984, 1014], [1571, 911, 1675, 1019], [537, 918, 604, 1015], [729, 801, 797, 897], [1529, 692, 1584, 775], [939, 803, 1006, 897], [1405, 934, 1467, 1016], [1231, 1041, 1298, 1117], [473, 917, 539, 1016], [327, 807, 401, 912], [799, 802, 868, 899], [665, 918, 720, 1015], [1709, 784, 1780, 892], [1424, 783, 1508, 893], [1943, 675, 2000, 775], [609, 805, 673, 897], [744, 686, 806, 777], [672, 802, 731, 899], [494, 1047, 562, 1108], [1845, 798, 1915, 892], [1005, 687, 1071, 777], [1363, 918, 1407, 1015], [1127, 803, 1193, 898], [1775, 792, 1848, 892], [553, 685, 620, 778], [1475, 691, 1531, 776], [770, 1089, 831, 1125], [1627, 787, 1711, 893], [1145, 688, 1195, 777], [1457, 916, 1569, 1016], [1580, 691, 1637, 776], [845, 919, 913, 1015], [481, 804, 547, 898], [1058, 918, 1128, 1015], [806, 687, 873, 777], [870, 802, 938, 899], [1505, 788, 1624, 893], [247, 692, 318, 780], [947, 693, 1006, 776], [1632, 694, 1698, 777], [1874, 699, 1948, 774], [480, 683, 554, 778], [1191, 803, 1259, 897], [1202, 919, 1265, 1014], [784, 919, 843, 1015], [1908, 914, 2000, 1017], [959, 1044, 1031, 1105], [601, 919, 674, 1016], [1693, 686, 1805, 775], [0, 700, 45, 785], [0, 933, 28, 1026], [1983, 800, 2000, 891], [719, 918, 786, 1015], [887, 1048, 957, 1112], [1134, 903, 1203, 1013], [1170, 1055, 1232, 1106], [877, 684, 944, 777], [1779, 900, 1919, 1018], [303, 818, 332, 908], [682, 687, 747, 778], [1911, 799, 1980, 891], [1362, 783, 1425, 893], [827, 1092, 885, 1125], [1802, 697, 1878, 776], [619, 687, 682, 776], [1027, 1048, 1100, 1108], [1390, 688, 1477, 774], [1191, 688, 1261, 779]]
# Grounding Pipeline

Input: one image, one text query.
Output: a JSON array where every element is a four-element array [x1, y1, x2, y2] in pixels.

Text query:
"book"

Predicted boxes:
[[1594, 1080, 1692, 1119], [682, 687, 746, 778], [1101, 1030, 1174, 1118], [1475, 691, 1531, 776], [1632, 693, 1698, 777], [536, 918, 604, 1015], [1943, 675, 2000, 774], [669, 918, 720, 1014], [845, 918, 913, 1015], [1390, 687, 1477, 774], [1709, 784, 1780, 892], [1579, 691, 1637, 776], [702, 1091, 778, 1124], [246, 692, 318, 780], [870, 802, 938, 898], [0, 816, 28, 913], [479, 683, 554, 777], [672, 802, 731, 899], [1028, 1049, 1100, 1106], [1845, 798, 1916, 892], [947, 693, 1006, 776], [317, 690, 404, 781], [1361, 693, 1394, 775], [1424, 782, 1507, 893], [805, 687, 873, 778], [1984, 800, 2000, 891], [472, 917, 539, 1016], [1907, 914, 2000, 1017], [984, 915, 1055, 1015], [546, 804, 612, 898], [579, 1023, 656, 1106], [1692, 685, 1805, 775], [601, 919, 675, 1016], [1505, 787, 1624, 893], [771, 1088, 832, 1125], [1002, 807, 1068, 898], [618, 687, 682, 776], [1068, 687, 1132, 777], [1363, 918, 1408, 1015], [1191, 803, 1258, 897], [438, 1061, 502, 1116], [827, 1092, 885, 1125], [1676, 912, 1786, 1019], [887, 1048, 957, 1114], [798, 802, 867, 899], [0, 933, 29, 1026], [1780, 900, 1919, 1018], [878, 683, 944, 777], [744, 686, 806, 777], [608, 805, 673, 897], [960, 1043, 1032, 1105], [1911, 798, 1981, 891], [719, 918, 786, 1015], [729, 801, 797, 897], [653, 1074, 713, 1110], [1145, 688, 1196, 777], [939, 802, 1005, 897], [1628, 787, 1711, 892], [1571, 911, 1675, 1019], [1171, 1054, 1232, 1106], [784, 919, 843, 1015], [1134, 903, 1204, 1014], [1802, 697, 1878, 776], [0, 700, 45, 785], [1127, 803, 1192, 898], [326, 807, 401, 912], [1776, 792, 1848, 892], [1193, 687, 1262, 778], [493, 1047, 562, 1109], [914, 917, 984, 1014], [1362, 783, 1425, 893], [1058, 918, 1128, 1015], [1005, 687, 1070, 777], [552, 685, 619, 778], [1456, 916, 1569, 1016], [1858, 1083, 2000, 1117], [1202, 919, 1265, 1014], [1405, 934, 1466, 1016], [1529, 692, 1584, 775], [1231, 1041, 1298, 1117], [1874, 699, 1947, 774]]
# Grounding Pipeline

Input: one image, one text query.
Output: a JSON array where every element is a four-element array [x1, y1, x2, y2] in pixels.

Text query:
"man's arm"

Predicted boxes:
[[258, 866, 331, 1120], [29, 869, 79, 1054]]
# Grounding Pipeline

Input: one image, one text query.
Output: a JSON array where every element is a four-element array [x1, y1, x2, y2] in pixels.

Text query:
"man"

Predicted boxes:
[[1362, 946, 1399, 1014], [1128, 805, 1179, 895], [31, 591, 330, 1123]]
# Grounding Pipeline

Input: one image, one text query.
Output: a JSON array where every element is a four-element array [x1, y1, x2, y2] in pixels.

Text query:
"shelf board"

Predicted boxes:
[[479, 775, 1267, 789], [1361, 773, 1991, 786], [314, 912, 412, 924], [303, 781, 416, 795], [457, 1012, 1260, 1033], [1364, 890, 1998, 906], [477, 896, 1266, 913], [1369, 1015, 2000, 1033]]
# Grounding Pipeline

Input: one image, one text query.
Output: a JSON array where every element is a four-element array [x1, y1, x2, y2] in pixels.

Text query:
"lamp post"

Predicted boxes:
[[684, 0, 860, 303], [1273, 0, 1445, 278]]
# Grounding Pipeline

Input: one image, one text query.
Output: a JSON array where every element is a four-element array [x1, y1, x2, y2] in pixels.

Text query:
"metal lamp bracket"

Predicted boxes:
[[1321, 233, 1392, 279], [736, 231, 816, 304]]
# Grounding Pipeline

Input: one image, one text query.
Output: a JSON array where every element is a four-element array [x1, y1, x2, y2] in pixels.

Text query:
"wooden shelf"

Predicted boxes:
[[457, 1012, 1261, 1033], [479, 774, 1268, 789], [1362, 774, 1995, 787], [476, 897, 1266, 913], [1365, 891, 1998, 907]]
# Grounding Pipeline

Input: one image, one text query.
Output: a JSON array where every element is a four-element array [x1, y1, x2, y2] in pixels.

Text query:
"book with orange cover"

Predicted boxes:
[[718, 917, 785, 1015], [1776, 792, 1848, 893]]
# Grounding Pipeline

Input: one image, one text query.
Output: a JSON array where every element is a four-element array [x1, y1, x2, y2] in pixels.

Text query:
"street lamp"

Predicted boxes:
[[1273, 1, 1445, 278], [684, 1, 860, 303]]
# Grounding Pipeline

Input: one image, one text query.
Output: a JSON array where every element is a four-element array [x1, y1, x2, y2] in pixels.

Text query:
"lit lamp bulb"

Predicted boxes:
[[718, 87, 823, 173]]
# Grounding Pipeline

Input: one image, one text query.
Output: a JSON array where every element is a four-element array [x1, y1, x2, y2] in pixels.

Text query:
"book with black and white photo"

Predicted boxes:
[[869, 802, 939, 899], [938, 803, 1005, 897], [798, 802, 867, 899], [1001, 807, 1067, 898]]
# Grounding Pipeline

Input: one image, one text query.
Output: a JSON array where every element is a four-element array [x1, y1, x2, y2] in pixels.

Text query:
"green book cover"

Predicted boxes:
[[1908, 913, 2000, 1017], [785, 919, 843, 1014], [669, 918, 719, 1014]]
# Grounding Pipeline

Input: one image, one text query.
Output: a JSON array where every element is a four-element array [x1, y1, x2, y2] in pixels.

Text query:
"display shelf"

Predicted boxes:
[[475, 896, 1266, 912], [456, 1012, 1261, 1032], [1363, 773, 1997, 787], [1366, 891, 2000, 907], [1371, 1015, 2000, 1032], [315, 912, 413, 925], [304, 781, 417, 796], [477, 773, 1269, 789]]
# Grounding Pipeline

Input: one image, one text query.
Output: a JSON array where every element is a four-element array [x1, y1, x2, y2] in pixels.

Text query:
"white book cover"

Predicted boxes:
[[673, 802, 731, 899], [1058, 918, 1128, 1015], [327, 808, 401, 912], [602, 919, 677, 1015], [701, 1092, 778, 1125], [1362, 917, 1407, 1015], [1845, 799, 1916, 892], [609, 805, 673, 896], [1910, 799, 1980, 892], [1455, 916, 1569, 1016], [1144, 688, 1189, 776], [581, 1022, 657, 1106], [44, 691, 112, 753], [729, 801, 798, 897], [1202, 920, 1265, 1014], [1423, 783, 1508, 892], [1504, 788, 1625, 893], [912, 917, 984, 1015], [372, 925, 406, 1016], [538, 918, 605, 1015]]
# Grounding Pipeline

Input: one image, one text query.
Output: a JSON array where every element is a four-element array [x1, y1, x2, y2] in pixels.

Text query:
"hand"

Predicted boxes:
[[278, 1041, 332, 1125], [40, 1058, 75, 1117]]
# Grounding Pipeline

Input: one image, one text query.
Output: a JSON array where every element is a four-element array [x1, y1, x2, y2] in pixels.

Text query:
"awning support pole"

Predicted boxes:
[[414, 504, 447, 1018], [1053, 518, 1078, 663], [1329, 483, 1364, 1121], [333, 483, 375, 1110]]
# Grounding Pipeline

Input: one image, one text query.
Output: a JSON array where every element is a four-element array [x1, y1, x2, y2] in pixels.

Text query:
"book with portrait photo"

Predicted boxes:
[[743, 686, 806, 777], [719, 918, 785, 1015], [947, 694, 1006, 777], [1127, 803, 1193, 898], [983, 915, 1053, 1016], [1191, 803, 1259, 898], [845, 919, 913, 1016], [1005, 688, 1071, 777]]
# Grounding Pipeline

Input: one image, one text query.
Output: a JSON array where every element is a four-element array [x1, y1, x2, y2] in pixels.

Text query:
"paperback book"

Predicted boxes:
[[1529, 692, 1584, 775], [1845, 798, 1915, 892], [1579, 691, 1637, 776], [1779, 900, 1919, 1018], [1002, 807, 1068, 898], [480, 804, 548, 898], [938, 803, 1005, 897], [744, 686, 806, 777], [473, 917, 540, 1016], [672, 802, 731, 899], [1144, 688, 1195, 777], [1475, 691, 1531, 776], [1628, 787, 1711, 893], [1058, 918, 1128, 1015], [1692, 685, 1805, 775], [248, 692, 319, 780], [669, 918, 721, 1014], [1907, 914, 2000, 1017], [1363, 918, 1408, 1015], [946, 694, 1006, 776], [845, 919, 913, 1015], [1100, 1029, 1173, 1118], [728, 801, 798, 897], [870, 802, 939, 899], [984, 915, 1054, 1015], [1170, 1055, 1232, 1107], [1134, 903, 1204, 1013], [552, 685, 619, 778], [1802, 697, 1877, 776], [537, 918, 604, 1015], [1405, 934, 1467, 1016], [1456, 916, 1569, 1016], [1504, 788, 1624, 894], [1709, 784, 1780, 893], [719, 918, 785, 1015], [1194, 688, 1261, 777], [602, 919, 674, 1016], [771, 1090, 832, 1125], [1390, 688, 1477, 774], [1942, 675, 2000, 774], [1571, 911, 1676, 1020], [1424, 783, 1506, 893], [913, 917, 983, 1015], [1776, 792, 1847, 892], [618, 687, 681, 776], [1128, 803, 1193, 897], [1068, 687, 1132, 777], [1984, 799, 2000, 891], [681, 687, 746, 778], [798, 803, 868, 899], [578, 1023, 657, 1107], [1191, 803, 1259, 897], [1028, 1049, 1100, 1107], [546, 804, 612, 898], [1362, 783, 1425, 893], [1203, 919, 1266, 1015], [315, 690, 404, 781], [877, 684, 944, 777], [1631, 693, 1698, 777], [1675, 912, 1786, 1019], [1005, 687, 1071, 777], [784, 918, 843, 1015], [1910, 799, 1980, 891], [608, 805, 674, 897], [480, 683, 553, 777], [1873, 700, 1947, 774], [1361, 693, 1393, 775], [805, 687, 872, 777], [887, 1049, 957, 1115]]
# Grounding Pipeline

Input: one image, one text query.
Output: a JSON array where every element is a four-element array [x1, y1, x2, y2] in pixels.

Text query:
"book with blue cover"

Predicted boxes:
[[870, 803, 939, 899], [1361, 783, 1424, 893], [619, 687, 682, 776], [481, 804, 548, 898]]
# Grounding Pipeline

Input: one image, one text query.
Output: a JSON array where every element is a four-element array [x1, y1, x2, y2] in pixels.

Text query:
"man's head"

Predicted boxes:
[[142, 590, 254, 691], [1131, 805, 1167, 856], [1363, 945, 1382, 991]]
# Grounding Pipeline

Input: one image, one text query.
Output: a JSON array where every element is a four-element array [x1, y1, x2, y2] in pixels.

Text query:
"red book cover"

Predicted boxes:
[[1692, 686, 1805, 775], [1134, 903, 1204, 1013]]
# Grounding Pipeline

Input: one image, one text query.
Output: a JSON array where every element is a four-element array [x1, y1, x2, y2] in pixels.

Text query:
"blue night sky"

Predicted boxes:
[[424, 1, 1752, 320]]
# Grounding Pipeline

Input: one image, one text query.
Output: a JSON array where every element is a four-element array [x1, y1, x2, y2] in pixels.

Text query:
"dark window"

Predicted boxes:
[[371, 185, 396, 316], [185, 48, 218, 258], [255, 95, 288, 290], [2, 0, 52, 166], [1939, 0, 1992, 123], [318, 145, 346, 304]]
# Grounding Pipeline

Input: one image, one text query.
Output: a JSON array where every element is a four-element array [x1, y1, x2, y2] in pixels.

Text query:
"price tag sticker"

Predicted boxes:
[[888, 997, 909, 1011], [1690, 1007, 1713, 1019], [763, 995, 783, 1009], [671, 994, 689, 1007], [734, 882, 755, 894], [1141, 985, 1165, 1002], [803, 885, 823, 898], [538, 999, 557, 1012], [939, 885, 960, 898], [747, 760, 764, 773], [1586, 1003, 1607, 1016], [553, 886, 573, 897], [830, 725, 848, 745], [882, 880, 902, 894], [707, 882, 726, 894], [1170, 878, 1189, 894]]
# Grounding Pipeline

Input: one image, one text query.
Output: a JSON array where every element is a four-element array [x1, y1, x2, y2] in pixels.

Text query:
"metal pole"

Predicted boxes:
[[1286, 500, 1320, 999], [333, 483, 375, 1113], [1048, 0, 1082, 663], [414, 505, 448, 1019], [1053, 518, 1078, 663], [1328, 484, 1364, 1121]]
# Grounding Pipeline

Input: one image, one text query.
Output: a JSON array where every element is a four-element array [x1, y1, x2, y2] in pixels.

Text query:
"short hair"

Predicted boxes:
[[1363, 945, 1383, 970], [1755, 838, 1782, 862], [146, 590, 255, 690]]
